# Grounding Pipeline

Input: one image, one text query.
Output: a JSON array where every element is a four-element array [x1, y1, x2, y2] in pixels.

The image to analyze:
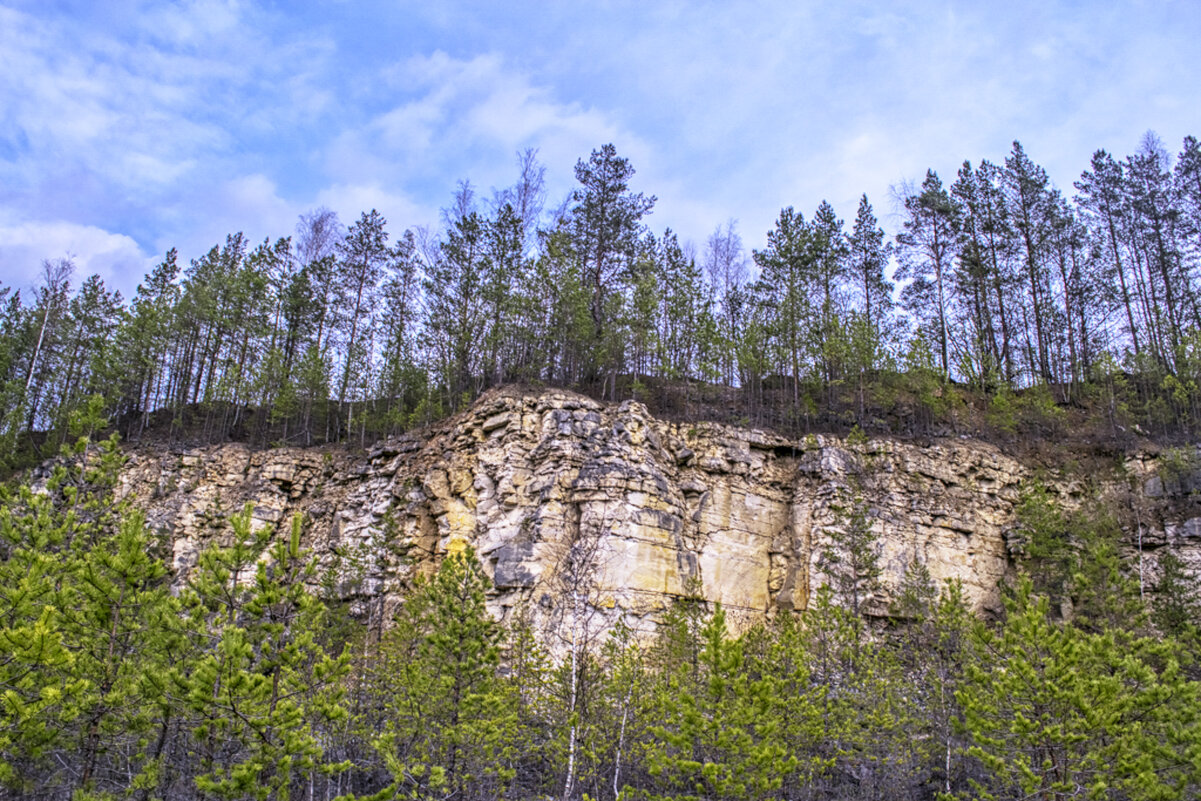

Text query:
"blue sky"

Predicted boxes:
[[2, 0, 1199, 297]]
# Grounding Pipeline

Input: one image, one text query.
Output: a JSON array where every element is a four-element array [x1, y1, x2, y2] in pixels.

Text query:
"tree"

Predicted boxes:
[[644, 605, 797, 801], [891, 566, 973, 795], [847, 195, 893, 340], [113, 249, 180, 438], [0, 429, 125, 791], [493, 148, 548, 256], [368, 547, 517, 801], [703, 220, 750, 387], [296, 208, 344, 359], [1153, 551, 1201, 644], [1003, 141, 1060, 384], [335, 211, 389, 435], [424, 208, 487, 407], [481, 203, 527, 388], [172, 507, 349, 801], [959, 577, 1201, 801], [753, 206, 815, 404], [569, 144, 656, 391], [48, 274, 121, 438], [796, 584, 915, 798], [12, 257, 75, 437], [809, 200, 850, 387], [1077, 150, 1143, 358], [818, 473, 883, 619], [376, 230, 423, 431], [953, 161, 1010, 388], [655, 229, 708, 383], [896, 170, 959, 380]]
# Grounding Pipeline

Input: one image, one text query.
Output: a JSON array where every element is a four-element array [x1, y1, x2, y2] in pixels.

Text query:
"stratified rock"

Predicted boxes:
[[113, 387, 1201, 646]]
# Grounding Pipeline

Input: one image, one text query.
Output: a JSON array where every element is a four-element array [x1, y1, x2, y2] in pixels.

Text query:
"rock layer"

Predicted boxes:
[[114, 387, 1199, 640]]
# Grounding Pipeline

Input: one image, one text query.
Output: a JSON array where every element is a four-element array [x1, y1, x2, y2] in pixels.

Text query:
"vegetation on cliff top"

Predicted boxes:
[[4, 134, 1201, 468]]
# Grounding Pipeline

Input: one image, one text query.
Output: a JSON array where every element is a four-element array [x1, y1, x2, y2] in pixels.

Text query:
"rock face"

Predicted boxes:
[[113, 387, 1200, 643]]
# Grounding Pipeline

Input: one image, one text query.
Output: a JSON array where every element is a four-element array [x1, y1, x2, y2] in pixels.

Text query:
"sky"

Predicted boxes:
[[1, 0, 1199, 298]]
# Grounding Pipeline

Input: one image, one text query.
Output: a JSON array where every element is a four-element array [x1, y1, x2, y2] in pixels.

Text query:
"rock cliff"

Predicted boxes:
[[114, 387, 1201, 641]]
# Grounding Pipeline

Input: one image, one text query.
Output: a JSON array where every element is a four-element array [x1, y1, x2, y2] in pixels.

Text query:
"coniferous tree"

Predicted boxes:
[[953, 161, 1011, 388], [49, 274, 121, 436], [753, 206, 814, 406], [424, 208, 488, 408], [1003, 142, 1063, 384], [171, 507, 349, 801], [335, 211, 389, 427], [113, 249, 180, 438], [847, 195, 893, 343], [0, 427, 124, 791], [809, 200, 850, 390], [16, 257, 74, 435], [896, 170, 960, 381], [569, 144, 656, 394], [960, 577, 1201, 801], [368, 547, 517, 801], [644, 605, 796, 801]]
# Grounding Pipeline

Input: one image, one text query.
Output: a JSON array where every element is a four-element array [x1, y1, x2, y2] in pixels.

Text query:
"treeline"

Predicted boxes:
[[3, 432, 1201, 800], [5, 134, 1201, 458]]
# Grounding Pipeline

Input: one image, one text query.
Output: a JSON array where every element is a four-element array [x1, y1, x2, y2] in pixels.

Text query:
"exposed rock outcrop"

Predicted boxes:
[[114, 387, 1201, 642]]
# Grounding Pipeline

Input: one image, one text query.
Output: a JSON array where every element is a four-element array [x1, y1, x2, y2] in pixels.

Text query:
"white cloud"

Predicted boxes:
[[0, 220, 153, 297], [327, 51, 647, 216], [315, 184, 432, 235], [137, 0, 244, 47], [2, 0, 1199, 288], [158, 174, 309, 267], [0, 1, 335, 210], [215, 174, 299, 240]]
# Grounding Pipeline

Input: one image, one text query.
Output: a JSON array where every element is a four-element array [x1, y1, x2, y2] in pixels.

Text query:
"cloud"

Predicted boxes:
[[211, 174, 300, 243], [0, 5, 224, 196], [2, 0, 1199, 292], [156, 174, 312, 269], [315, 183, 430, 232], [0, 1, 336, 223], [0, 220, 153, 297], [327, 51, 647, 213]]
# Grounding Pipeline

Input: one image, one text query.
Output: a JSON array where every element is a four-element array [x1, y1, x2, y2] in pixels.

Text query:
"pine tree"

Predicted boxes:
[[113, 249, 180, 438], [1152, 551, 1201, 652], [0, 428, 125, 791], [335, 211, 389, 433], [847, 194, 894, 344], [959, 577, 1201, 801], [753, 206, 815, 405], [818, 475, 883, 619], [1003, 142, 1061, 384], [171, 507, 349, 801], [375, 230, 423, 433], [368, 548, 517, 801], [569, 144, 656, 393], [809, 200, 850, 388], [892, 565, 974, 795], [424, 209, 488, 408], [644, 605, 796, 801], [51, 274, 121, 440], [896, 170, 960, 380]]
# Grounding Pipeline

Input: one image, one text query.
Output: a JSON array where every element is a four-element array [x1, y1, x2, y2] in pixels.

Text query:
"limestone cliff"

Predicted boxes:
[[114, 387, 1201, 640]]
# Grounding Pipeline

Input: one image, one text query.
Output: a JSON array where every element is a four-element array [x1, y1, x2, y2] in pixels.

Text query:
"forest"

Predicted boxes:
[[3, 134, 1201, 463], [4, 135, 1201, 799]]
